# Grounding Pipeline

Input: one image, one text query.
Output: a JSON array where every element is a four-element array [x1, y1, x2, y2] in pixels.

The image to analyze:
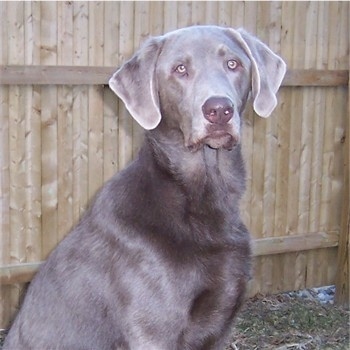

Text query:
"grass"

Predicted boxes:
[[228, 293, 349, 350]]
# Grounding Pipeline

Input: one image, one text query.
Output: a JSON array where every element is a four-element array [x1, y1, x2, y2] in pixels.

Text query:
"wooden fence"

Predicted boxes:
[[0, 1, 349, 327]]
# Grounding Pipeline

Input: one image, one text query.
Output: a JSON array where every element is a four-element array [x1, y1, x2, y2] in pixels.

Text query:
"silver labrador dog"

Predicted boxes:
[[4, 26, 286, 350]]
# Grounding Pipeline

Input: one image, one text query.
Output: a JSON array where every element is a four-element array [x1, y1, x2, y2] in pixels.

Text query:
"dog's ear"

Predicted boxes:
[[109, 38, 164, 130], [229, 28, 287, 118]]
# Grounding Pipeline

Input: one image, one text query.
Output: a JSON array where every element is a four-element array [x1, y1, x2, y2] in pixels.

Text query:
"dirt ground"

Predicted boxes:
[[227, 293, 349, 350], [1, 292, 349, 349]]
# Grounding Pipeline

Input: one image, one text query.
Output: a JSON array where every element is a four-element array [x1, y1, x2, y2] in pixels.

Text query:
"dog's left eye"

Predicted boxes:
[[175, 64, 187, 75], [227, 60, 239, 70]]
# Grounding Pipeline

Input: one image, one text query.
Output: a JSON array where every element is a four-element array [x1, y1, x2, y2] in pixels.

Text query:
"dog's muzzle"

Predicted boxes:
[[202, 96, 240, 150]]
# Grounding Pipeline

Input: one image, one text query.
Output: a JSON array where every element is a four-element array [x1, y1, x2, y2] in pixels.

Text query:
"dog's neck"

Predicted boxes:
[[144, 130, 247, 203], [113, 131, 248, 244]]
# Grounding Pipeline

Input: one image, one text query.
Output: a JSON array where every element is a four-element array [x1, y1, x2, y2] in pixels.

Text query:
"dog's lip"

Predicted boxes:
[[204, 133, 235, 149], [205, 124, 240, 149], [187, 128, 239, 152], [205, 127, 236, 143], [207, 130, 231, 138]]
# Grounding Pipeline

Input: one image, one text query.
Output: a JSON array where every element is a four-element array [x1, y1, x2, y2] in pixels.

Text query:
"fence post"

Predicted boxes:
[[335, 74, 349, 309]]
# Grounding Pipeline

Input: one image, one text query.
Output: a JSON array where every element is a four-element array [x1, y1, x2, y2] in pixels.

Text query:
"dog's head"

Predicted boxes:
[[109, 26, 286, 151]]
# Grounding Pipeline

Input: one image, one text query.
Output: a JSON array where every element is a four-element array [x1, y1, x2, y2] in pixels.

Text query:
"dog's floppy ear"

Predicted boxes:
[[228, 28, 287, 118], [109, 37, 164, 130]]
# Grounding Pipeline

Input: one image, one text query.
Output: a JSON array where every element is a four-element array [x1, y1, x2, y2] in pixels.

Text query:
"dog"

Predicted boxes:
[[3, 25, 286, 350]]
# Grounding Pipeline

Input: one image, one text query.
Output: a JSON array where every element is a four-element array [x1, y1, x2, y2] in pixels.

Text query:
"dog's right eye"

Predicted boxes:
[[227, 59, 239, 70], [175, 64, 187, 75]]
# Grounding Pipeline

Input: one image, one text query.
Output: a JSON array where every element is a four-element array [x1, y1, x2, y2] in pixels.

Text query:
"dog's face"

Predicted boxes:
[[109, 26, 286, 151], [155, 27, 252, 151]]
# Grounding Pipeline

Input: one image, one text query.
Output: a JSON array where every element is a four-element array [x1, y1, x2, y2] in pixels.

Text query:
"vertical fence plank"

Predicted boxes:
[[118, 2, 134, 170], [0, 0, 11, 326], [287, 3, 307, 292], [132, 1, 151, 159], [88, 1, 104, 199], [294, 2, 317, 291], [57, 1, 74, 241], [204, 1, 218, 24], [163, 2, 177, 32], [240, 0, 257, 232], [242, 1, 257, 34], [327, 2, 347, 232], [0, 88, 10, 323], [8, 1, 25, 264], [24, 0, 42, 266], [335, 46, 349, 309], [268, 6, 283, 299], [250, 4, 266, 243], [24, 84, 42, 260], [317, 1, 343, 288], [255, 1, 273, 294], [241, 0, 258, 295], [103, 1, 120, 182], [191, 1, 205, 25], [40, 2, 58, 257], [72, 1, 89, 224], [307, 2, 328, 288], [7, 1, 27, 321], [230, 2, 244, 28], [264, 1, 284, 294], [177, 1, 192, 28], [279, 1, 297, 293], [149, 2, 164, 36], [326, 2, 348, 288], [217, 1, 231, 26], [309, 0, 327, 233], [301, 2, 320, 288]]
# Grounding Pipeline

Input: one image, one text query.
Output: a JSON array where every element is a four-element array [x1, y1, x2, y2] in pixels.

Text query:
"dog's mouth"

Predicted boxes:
[[188, 129, 240, 152], [205, 123, 240, 149], [205, 130, 239, 150]]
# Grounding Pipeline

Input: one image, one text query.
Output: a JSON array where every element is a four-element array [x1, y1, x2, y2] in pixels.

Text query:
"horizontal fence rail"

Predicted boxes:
[[0, 66, 349, 87], [252, 231, 339, 257], [0, 231, 340, 286]]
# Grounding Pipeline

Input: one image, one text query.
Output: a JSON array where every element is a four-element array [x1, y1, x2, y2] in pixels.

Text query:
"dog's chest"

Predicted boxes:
[[171, 245, 246, 311], [170, 248, 248, 346]]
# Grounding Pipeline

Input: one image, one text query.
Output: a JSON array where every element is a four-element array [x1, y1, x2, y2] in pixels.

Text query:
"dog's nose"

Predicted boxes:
[[202, 97, 234, 124]]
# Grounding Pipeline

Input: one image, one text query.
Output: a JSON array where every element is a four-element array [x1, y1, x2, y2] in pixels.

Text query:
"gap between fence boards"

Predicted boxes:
[[0, 66, 348, 86], [0, 231, 339, 286]]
